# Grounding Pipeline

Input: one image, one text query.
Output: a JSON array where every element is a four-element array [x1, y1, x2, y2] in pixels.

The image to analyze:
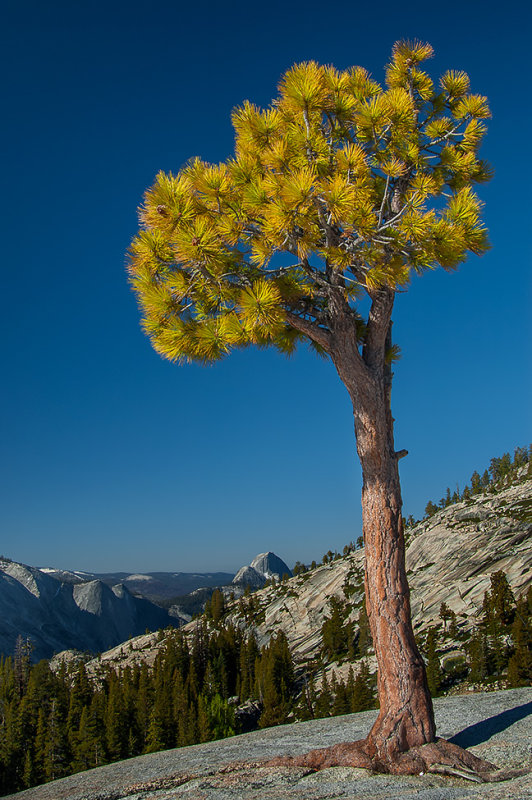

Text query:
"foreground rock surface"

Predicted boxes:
[[7, 687, 532, 800]]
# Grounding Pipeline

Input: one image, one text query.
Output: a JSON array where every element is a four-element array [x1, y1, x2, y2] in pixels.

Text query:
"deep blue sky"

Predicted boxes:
[[1, 0, 530, 573]]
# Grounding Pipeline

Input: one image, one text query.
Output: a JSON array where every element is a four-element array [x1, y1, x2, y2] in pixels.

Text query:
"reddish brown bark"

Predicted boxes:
[[330, 305, 436, 762]]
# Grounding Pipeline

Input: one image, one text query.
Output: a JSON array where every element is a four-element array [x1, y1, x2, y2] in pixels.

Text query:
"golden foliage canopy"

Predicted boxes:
[[128, 41, 491, 363]]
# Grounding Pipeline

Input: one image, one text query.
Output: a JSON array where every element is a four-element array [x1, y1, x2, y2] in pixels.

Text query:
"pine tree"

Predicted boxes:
[[425, 500, 438, 517], [350, 661, 375, 712], [484, 571, 515, 627], [439, 602, 453, 633], [296, 673, 316, 721], [196, 694, 213, 742], [128, 40, 493, 772], [43, 697, 69, 782], [507, 591, 532, 687], [13, 636, 32, 698], [424, 627, 442, 696], [321, 597, 349, 660], [136, 662, 153, 746], [33, 707, 48, 785], [22, 748, 35, 789], [467, 629, 489, 683], [357, 598, 372, 656], [210, 589, 226, 625], [66, 662, 93, 765], [470, 471, 480, 493], [207, 694, 235, 740], [332, 679, 350, 716], [70, 707, 93, 772], [145, 707, 166, 753], [239, 635, 258, 701], [105, 675, 127, 761], [314, 673, 332, 719], [256, 632, 294, 728]]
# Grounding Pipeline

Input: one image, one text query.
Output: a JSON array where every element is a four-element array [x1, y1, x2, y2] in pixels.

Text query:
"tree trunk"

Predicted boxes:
[[331, 328, 436, 763], [267, 309, 505, 778]]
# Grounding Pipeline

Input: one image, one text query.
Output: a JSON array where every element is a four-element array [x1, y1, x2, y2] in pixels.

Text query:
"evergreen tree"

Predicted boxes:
[[321, 597, 349, 660], [483, 571, 515, 627], [424, 500, 438, 517], [507, 590, 532, 686], [470, 470, 481, 493], [296, 673, 316, 721], [13, 636, 32, 698], [43, 697, 69, 782], [239, 634, 259, 701], [513, 446, 528, 469], [332, 679, 350, 716], [256, 632, 294, 728], [314, 673, 332, 719], [467, 629, 489, 683], [196, 694, 213, 742], [357, 598, 372, 656], [33, 707, 48, 785], [128, 40, 492, 771], [424, 627, 442, 696], [350, 661, 375, 712], [145, 706, 166, 753], [70, 707, 93, 772], [439, 602, 453, 632], [105, 674, 127, 761], [210, 589, 226, 625], [135, 663, 153, 746], [207, 694, 235, 739], [22, 749, 35, 789]]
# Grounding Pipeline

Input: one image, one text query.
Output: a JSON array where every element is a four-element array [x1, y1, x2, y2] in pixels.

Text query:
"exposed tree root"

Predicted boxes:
[[266, 737, 526, 783]]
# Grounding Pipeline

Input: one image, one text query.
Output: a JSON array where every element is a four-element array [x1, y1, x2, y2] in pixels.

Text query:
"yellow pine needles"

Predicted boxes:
[[128, 40, 491, 364]]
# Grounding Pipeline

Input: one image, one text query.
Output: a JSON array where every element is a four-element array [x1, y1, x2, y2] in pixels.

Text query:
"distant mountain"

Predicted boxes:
[[0, 560, 178, 661], [232, 551, 292, 588], [160, 553, 293, 617], [40, 568, 235, 605]]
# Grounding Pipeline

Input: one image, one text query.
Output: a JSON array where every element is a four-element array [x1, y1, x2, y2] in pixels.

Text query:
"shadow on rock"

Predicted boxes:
[[449, 701, 532, 748]]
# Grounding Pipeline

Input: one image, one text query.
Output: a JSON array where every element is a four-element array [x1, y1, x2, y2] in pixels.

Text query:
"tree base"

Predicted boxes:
[[266, 737, 527, 783]]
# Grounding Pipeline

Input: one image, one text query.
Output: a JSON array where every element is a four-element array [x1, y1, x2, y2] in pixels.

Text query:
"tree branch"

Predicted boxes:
[[284, 311, 332, 352]]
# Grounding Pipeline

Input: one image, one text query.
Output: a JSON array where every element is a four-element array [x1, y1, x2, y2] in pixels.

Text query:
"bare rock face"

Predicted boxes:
[[232, 552, 292, 588], [405, 480, 532, 628], [223, 479, 532, 663], [232, 565, 266, 588], [229, 553, 361, 659], [0, 560, 175, 661]]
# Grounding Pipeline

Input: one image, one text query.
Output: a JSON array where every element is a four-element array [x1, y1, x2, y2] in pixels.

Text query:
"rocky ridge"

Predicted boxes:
[[232, 551, 292, 590], [80, 477, 531, 676], [226, 477, 532, 661], [0, 560, 176, 662], [39, 568, 235, 604]]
